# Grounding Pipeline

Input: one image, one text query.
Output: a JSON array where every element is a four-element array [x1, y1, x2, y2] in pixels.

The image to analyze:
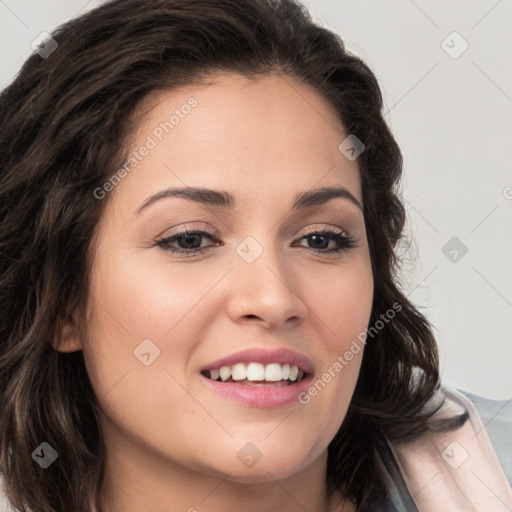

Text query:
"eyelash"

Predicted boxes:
[[155, 227, 357, 257]]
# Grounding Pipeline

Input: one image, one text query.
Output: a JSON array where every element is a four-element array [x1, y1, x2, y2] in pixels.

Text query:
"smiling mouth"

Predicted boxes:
[[201, 362, 307, 386]]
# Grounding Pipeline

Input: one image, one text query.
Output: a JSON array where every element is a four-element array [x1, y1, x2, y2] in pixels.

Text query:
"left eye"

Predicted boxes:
[[155, 229, 357, 257]]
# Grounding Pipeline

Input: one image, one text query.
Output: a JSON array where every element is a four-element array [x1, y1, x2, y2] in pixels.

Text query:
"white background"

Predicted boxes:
[[1, 0, 511, 399]]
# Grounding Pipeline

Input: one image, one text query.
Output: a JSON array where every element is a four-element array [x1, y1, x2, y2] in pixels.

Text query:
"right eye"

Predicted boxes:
[[155, 229, 223, 256]]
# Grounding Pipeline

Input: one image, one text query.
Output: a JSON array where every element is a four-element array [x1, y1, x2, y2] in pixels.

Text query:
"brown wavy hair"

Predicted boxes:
[[0, 0, 454, 510]]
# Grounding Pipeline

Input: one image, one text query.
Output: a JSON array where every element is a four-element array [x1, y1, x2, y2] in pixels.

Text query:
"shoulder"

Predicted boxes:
[[456, 387, 512, 485], [384, 382, 512, 511]]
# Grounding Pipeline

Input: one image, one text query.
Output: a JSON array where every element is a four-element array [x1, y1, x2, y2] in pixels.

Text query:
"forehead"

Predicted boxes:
[[111, 72, 362, 211]]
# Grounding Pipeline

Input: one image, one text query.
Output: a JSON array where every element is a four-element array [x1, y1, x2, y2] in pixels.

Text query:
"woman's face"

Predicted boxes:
[[66, 73, 373, 488]]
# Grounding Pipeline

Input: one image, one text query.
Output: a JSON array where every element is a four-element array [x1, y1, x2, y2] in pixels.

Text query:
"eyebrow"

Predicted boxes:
[[134, 185, 363, 215]]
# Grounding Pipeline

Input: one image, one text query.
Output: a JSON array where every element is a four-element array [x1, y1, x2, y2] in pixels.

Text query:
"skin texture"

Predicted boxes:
[[59, 72, 373, 512]]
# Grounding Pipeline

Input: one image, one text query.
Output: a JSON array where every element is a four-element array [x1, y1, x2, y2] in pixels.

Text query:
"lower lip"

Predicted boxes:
[[199, 374, 313, 408]]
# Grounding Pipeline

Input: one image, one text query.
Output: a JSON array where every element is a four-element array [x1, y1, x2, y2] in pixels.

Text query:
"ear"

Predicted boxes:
[[52, 319, 83, 353]]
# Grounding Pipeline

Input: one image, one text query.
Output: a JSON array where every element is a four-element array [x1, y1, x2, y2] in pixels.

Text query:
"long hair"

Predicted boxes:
[[0, 0, 450, 509]]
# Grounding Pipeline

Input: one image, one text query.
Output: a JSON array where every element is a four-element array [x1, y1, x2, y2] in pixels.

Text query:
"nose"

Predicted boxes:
[[225, 238, 309, 330]]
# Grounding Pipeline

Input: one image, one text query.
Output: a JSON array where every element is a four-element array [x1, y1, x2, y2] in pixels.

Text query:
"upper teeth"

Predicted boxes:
[[208, 363, 302, 382]]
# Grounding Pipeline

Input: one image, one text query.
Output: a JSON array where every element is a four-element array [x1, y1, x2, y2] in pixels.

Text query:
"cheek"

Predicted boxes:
[[80, 264, 212, 460], [80, 248, 226, 424], [308, 258, 374, 347], [298, 259, 373, 421], [85, 248, 212, 355]]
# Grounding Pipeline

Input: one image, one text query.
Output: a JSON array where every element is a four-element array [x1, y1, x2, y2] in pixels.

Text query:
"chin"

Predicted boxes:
[[200, 446, 319, 483]]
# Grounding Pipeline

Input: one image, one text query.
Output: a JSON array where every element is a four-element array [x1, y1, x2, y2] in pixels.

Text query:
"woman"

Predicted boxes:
[[0, 0, 510, 510]]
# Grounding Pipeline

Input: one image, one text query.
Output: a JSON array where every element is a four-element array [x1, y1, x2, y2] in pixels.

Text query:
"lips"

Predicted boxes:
[[199, 347, 314, 407]]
